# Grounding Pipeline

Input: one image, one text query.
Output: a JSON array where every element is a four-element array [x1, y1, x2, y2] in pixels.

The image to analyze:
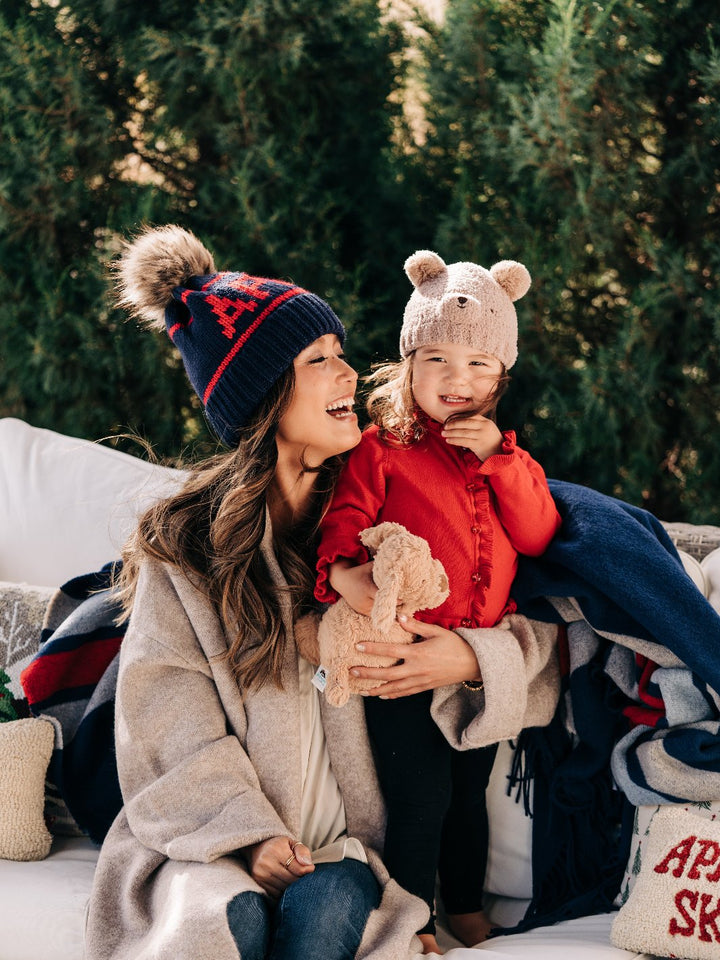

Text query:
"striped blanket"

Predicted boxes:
[[20, 564, 125, 843], [515, 479, 720, 806], [19, 481, 720, 932]]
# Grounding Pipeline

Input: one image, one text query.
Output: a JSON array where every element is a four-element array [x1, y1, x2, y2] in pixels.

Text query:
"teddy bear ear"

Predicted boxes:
[[404, 250, 448, 289], [360, 521, 407, 554], [490, 260, 531, 302]]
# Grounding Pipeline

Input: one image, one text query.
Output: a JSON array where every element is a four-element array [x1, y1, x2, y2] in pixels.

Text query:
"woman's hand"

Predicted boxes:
[[245, 836, 314, 899], [350, 616, 482, 699], [442, 413, 503, 462], [328, 559, 377, 616]]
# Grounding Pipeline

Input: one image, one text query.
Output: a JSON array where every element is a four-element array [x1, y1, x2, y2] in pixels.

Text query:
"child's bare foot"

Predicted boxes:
[[418, 932, 443, 955], [447, 909, 494, 946]]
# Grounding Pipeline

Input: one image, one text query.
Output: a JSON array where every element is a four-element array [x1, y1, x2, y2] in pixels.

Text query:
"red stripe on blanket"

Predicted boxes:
[[622, 653, 666, 728], [20, 636, 123, 706], [623, 704, 666, 727]]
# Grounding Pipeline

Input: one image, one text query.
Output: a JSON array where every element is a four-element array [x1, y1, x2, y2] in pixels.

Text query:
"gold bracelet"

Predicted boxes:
[[462, 679, 484, 691]]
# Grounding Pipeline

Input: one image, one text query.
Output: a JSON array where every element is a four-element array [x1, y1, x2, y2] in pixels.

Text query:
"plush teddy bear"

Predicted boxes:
[[295, 522, 450, 707]]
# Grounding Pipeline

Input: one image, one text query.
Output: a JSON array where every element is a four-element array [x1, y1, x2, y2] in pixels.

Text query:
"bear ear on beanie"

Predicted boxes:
[[404, 250, 448, 289], [114, 224, 216, 329], [489, 260, 531, 302]]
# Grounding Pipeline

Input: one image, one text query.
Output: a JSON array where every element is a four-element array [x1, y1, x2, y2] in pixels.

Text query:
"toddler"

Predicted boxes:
[[315, 250, 561, 954]]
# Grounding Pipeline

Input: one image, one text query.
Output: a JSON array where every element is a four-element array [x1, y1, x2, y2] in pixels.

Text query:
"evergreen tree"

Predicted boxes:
[[0, 670, 18, 723], [110, 0, 420, 373], [0, 1, 197, 456], [1, 1, 420, 461], [4, 0, 718, 520], [417, 0, 720, 520]]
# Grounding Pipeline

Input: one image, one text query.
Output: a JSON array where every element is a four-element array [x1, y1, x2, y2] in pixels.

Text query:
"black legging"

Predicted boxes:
[[364, 690, 497, 934]]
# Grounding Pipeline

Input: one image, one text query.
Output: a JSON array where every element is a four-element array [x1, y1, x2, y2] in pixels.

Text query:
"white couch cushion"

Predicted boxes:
[[702, 547, 720, 614], [484, 741, 533, 899], [1, 836, 98, 960], [468, 913, 650, 957], [0, 418, 183, 588], [0, 836, 639, 960]]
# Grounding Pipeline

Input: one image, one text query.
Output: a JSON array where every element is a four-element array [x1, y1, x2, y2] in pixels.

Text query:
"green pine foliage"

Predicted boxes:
[[1, 0, 718, 519], [109, 0, 422, 373], [0, 670, 19, 723], [0, 0, 417, 457], [416, 0, 720, 520], [0, 2, 198, 456]]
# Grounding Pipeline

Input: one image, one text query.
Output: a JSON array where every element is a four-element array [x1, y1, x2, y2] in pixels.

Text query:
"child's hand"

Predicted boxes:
[[328, 559, 377, 616], [441, 413, 503, 462]]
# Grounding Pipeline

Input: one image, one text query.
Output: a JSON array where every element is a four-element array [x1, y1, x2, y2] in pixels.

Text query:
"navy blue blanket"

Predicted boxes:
[[515, 480, 720, 693]]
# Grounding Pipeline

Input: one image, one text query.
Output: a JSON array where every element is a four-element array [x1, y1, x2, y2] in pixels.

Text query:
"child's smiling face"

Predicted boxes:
[[411, 341, 504, 423]]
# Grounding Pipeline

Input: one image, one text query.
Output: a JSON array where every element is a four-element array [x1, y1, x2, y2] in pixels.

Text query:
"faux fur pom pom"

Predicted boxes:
[[114, 225, 216, 329]]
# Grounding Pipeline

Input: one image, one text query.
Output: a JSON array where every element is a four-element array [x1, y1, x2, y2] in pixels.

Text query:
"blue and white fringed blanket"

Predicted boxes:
[[503, 479, 720, 933], [516, 479, 720, 805]]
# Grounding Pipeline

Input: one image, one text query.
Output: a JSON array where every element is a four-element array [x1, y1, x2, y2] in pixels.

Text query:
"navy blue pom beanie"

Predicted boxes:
[[116, 225, 346, 446]]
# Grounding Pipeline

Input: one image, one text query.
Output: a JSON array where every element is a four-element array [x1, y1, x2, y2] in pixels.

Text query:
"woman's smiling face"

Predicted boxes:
[[411, 341, 504, 423], [276, 334, 360, 467]]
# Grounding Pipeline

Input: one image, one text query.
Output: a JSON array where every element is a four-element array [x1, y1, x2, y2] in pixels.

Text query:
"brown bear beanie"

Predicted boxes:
[[400, 249, 531, 369]]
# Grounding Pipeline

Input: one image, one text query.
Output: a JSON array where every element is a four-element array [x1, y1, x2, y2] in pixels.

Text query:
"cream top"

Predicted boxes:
[[297, 656, 366, 863]]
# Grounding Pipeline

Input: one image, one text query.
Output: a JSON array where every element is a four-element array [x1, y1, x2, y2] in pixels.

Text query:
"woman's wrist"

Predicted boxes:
[[456, 639, 483, 688]]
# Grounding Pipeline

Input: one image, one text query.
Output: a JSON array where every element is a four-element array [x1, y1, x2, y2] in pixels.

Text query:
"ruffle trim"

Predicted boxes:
[[473, 481, 493, 607], [477, 430, 517, 474], [314, 542, 369, 604]]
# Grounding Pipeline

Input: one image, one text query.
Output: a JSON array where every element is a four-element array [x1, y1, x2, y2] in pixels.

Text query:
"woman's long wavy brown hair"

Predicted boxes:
[[116, 366, 343, 690], [365, 354, 509, 443]]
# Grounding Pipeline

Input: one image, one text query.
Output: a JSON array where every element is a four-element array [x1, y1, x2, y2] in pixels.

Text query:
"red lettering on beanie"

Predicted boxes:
[[226, 275, 273, 299], [206, 294, 260, 340], [203, 287, 300, 406]]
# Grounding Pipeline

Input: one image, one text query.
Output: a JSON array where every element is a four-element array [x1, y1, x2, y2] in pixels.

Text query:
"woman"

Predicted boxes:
[[85, 225, 559, 960]]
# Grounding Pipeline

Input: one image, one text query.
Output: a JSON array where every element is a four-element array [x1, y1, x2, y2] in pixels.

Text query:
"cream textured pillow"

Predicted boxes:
[[616, 803, 720, 908], [612, 804, 720, 959], [0, 718, 54, 861]]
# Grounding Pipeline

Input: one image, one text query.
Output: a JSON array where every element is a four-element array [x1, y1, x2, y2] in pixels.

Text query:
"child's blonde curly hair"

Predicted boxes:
[[365, 354, 510, 444]]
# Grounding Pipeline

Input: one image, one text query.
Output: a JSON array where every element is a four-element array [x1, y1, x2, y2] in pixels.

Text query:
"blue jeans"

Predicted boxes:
[[227, 859, 381, 960]]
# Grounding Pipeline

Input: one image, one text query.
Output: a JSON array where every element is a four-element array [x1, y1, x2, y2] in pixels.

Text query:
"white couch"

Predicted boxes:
[[6, 416, 718, 960]]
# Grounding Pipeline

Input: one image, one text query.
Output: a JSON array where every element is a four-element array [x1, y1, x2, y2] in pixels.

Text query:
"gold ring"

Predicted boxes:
[[284, 852, 297, 869]]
